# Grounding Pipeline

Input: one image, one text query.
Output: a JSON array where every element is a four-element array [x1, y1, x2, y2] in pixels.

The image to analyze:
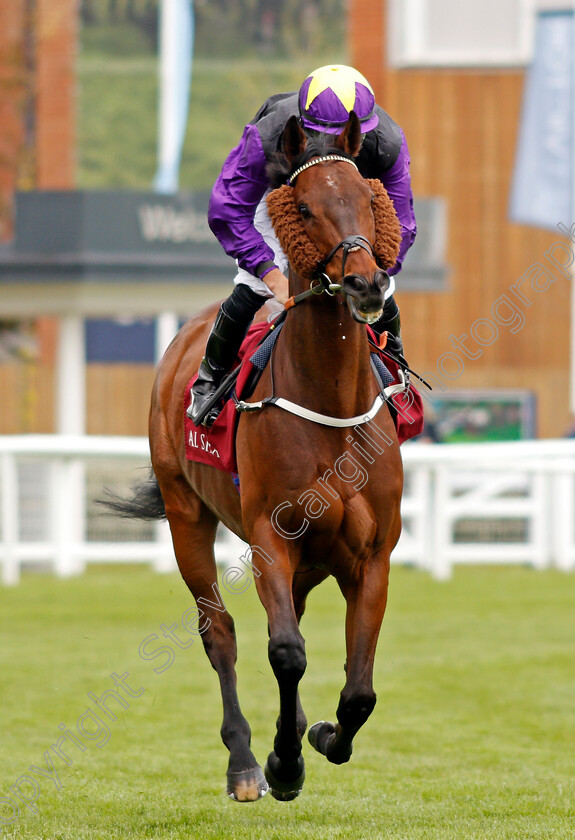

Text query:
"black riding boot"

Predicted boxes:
[[187, 285, 267, 427], [372, 294, 407, 363]]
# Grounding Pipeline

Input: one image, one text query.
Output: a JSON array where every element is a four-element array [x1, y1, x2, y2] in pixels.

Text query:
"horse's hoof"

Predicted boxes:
[[308, 720, 336, 755], [264, 752, 305, 802], [226, 766, 269, 802]]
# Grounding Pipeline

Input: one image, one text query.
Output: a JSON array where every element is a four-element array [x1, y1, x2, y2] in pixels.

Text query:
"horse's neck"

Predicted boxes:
[[278, 295, 375, 415]]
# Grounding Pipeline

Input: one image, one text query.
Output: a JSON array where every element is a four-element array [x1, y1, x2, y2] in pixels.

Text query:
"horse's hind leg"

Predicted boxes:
[[160, 475, 267, 802]]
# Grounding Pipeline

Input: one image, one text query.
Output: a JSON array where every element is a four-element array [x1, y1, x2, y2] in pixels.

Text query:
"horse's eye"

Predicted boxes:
[[298, 204, 311, 219]]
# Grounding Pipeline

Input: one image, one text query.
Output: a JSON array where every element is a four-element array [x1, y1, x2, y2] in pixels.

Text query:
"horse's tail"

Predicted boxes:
[[98, 468, 166, 521]]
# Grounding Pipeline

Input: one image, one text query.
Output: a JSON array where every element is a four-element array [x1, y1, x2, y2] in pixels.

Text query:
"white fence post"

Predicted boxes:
[[430, 462, 452, 581], [531, 471, 550, 571], [551, 471, 575, 571], [50, 457, 85, 578], [393, 463, 432, 569], [152, 519, 177, 573], [1, 453, 20, 585]]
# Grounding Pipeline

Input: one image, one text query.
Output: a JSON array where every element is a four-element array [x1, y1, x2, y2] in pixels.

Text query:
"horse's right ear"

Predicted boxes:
[[336, 111, 362, 158], [282, 116, 308, 162]]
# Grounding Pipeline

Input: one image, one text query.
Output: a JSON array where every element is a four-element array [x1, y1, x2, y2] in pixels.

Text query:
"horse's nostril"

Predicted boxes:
[[375, 270, 390, 292], [345, 274, 369, 293]]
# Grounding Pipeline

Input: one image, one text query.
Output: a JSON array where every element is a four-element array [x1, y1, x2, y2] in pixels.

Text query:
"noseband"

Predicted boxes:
[[317, 234, 376, 284], [284, 231, 387, 311]]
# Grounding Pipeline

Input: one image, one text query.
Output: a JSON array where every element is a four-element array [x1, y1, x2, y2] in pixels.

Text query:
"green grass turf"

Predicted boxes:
[[0, 564, 573, 839]]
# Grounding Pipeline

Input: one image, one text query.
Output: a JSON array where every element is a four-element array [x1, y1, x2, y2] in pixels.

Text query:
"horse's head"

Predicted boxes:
[[267, 113, 402, 325]]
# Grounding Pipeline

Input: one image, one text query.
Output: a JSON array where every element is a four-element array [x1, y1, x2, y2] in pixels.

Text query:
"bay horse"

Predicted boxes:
[[115, 113, 404, 802]]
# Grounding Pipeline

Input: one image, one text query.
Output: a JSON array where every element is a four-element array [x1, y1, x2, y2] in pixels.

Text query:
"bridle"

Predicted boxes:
[[317, 233, 380, 285], [286, 153, 358, 186], [284, 154, 389, 309]]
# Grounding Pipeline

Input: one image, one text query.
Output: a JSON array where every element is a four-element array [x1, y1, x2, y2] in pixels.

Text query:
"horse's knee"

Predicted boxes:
[[268, 633, 307, 683], [337, 689, 377, 730]]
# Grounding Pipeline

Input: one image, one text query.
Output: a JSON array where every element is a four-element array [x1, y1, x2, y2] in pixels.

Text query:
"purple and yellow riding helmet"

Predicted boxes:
[[298, 64, 379, 135]]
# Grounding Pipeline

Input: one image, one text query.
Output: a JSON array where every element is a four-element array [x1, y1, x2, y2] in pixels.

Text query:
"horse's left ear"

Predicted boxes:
[[336, 111, 362, 158], [282, 115, 308, 163]]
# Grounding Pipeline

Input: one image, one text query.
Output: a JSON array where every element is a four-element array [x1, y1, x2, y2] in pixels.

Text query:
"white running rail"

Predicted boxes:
[[1, 435, 575, 584]]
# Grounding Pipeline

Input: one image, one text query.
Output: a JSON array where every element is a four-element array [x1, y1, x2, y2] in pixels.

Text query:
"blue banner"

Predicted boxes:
[[509, 11, 574, 230]]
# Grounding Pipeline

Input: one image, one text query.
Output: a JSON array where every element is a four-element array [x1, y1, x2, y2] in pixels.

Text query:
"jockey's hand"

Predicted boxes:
[[385, 332, 405, 358], [262, 268, 289, 304]]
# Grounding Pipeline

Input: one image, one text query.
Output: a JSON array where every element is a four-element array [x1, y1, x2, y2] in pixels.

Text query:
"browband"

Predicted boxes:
[[287, 155, 358, 186]]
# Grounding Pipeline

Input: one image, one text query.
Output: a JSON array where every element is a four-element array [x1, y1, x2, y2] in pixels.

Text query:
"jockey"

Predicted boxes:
[[188, 63, 417, 427]]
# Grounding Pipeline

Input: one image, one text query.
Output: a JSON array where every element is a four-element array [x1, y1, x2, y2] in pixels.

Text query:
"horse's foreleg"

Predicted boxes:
[[250, 522, 307, 801], [309, 554, 391, 765], [163, 489, 267, 802], [290, 568, 330, 739]]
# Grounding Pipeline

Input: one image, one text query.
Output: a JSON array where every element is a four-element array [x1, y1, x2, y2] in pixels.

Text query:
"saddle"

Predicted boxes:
[[184, 317, 424, 475]]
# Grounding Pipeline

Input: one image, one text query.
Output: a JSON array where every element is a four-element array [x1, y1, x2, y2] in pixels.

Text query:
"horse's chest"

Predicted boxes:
[[339, 494, 380, 550], [302, 493, 382, 568]]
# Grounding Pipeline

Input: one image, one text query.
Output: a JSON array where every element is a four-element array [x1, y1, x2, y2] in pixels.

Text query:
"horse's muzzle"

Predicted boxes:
[[343, 270, 389, 325]]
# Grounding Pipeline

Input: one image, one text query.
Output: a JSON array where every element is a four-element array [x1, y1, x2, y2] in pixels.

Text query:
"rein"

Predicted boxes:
[[236, 287, 411, 426], [284, 274, 341, 310]]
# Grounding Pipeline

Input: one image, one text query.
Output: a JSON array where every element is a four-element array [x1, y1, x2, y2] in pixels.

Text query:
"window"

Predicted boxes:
[[389, 0, 535, 67], [86, 318, 155, 364], [399, 198, 448, 291]]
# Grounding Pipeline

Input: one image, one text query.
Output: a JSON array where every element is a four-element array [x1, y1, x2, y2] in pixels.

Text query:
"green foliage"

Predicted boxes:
[[77, 0, 349, 188], [79, 58, 158, 188], [77, 0, 348, 190], [192, 0, 345, 59], [81, 0, 159, 50], [78, 58, 348, 190], [81, 21, 156, 57], [79, 0, 346, 59], [1, 564, 574, 838]]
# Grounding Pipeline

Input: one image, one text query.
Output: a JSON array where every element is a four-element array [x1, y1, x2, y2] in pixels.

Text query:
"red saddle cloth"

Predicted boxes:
[[184, 323, 424, 475], [380, 354, 425, 446], [184, 322, 270, 473]]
